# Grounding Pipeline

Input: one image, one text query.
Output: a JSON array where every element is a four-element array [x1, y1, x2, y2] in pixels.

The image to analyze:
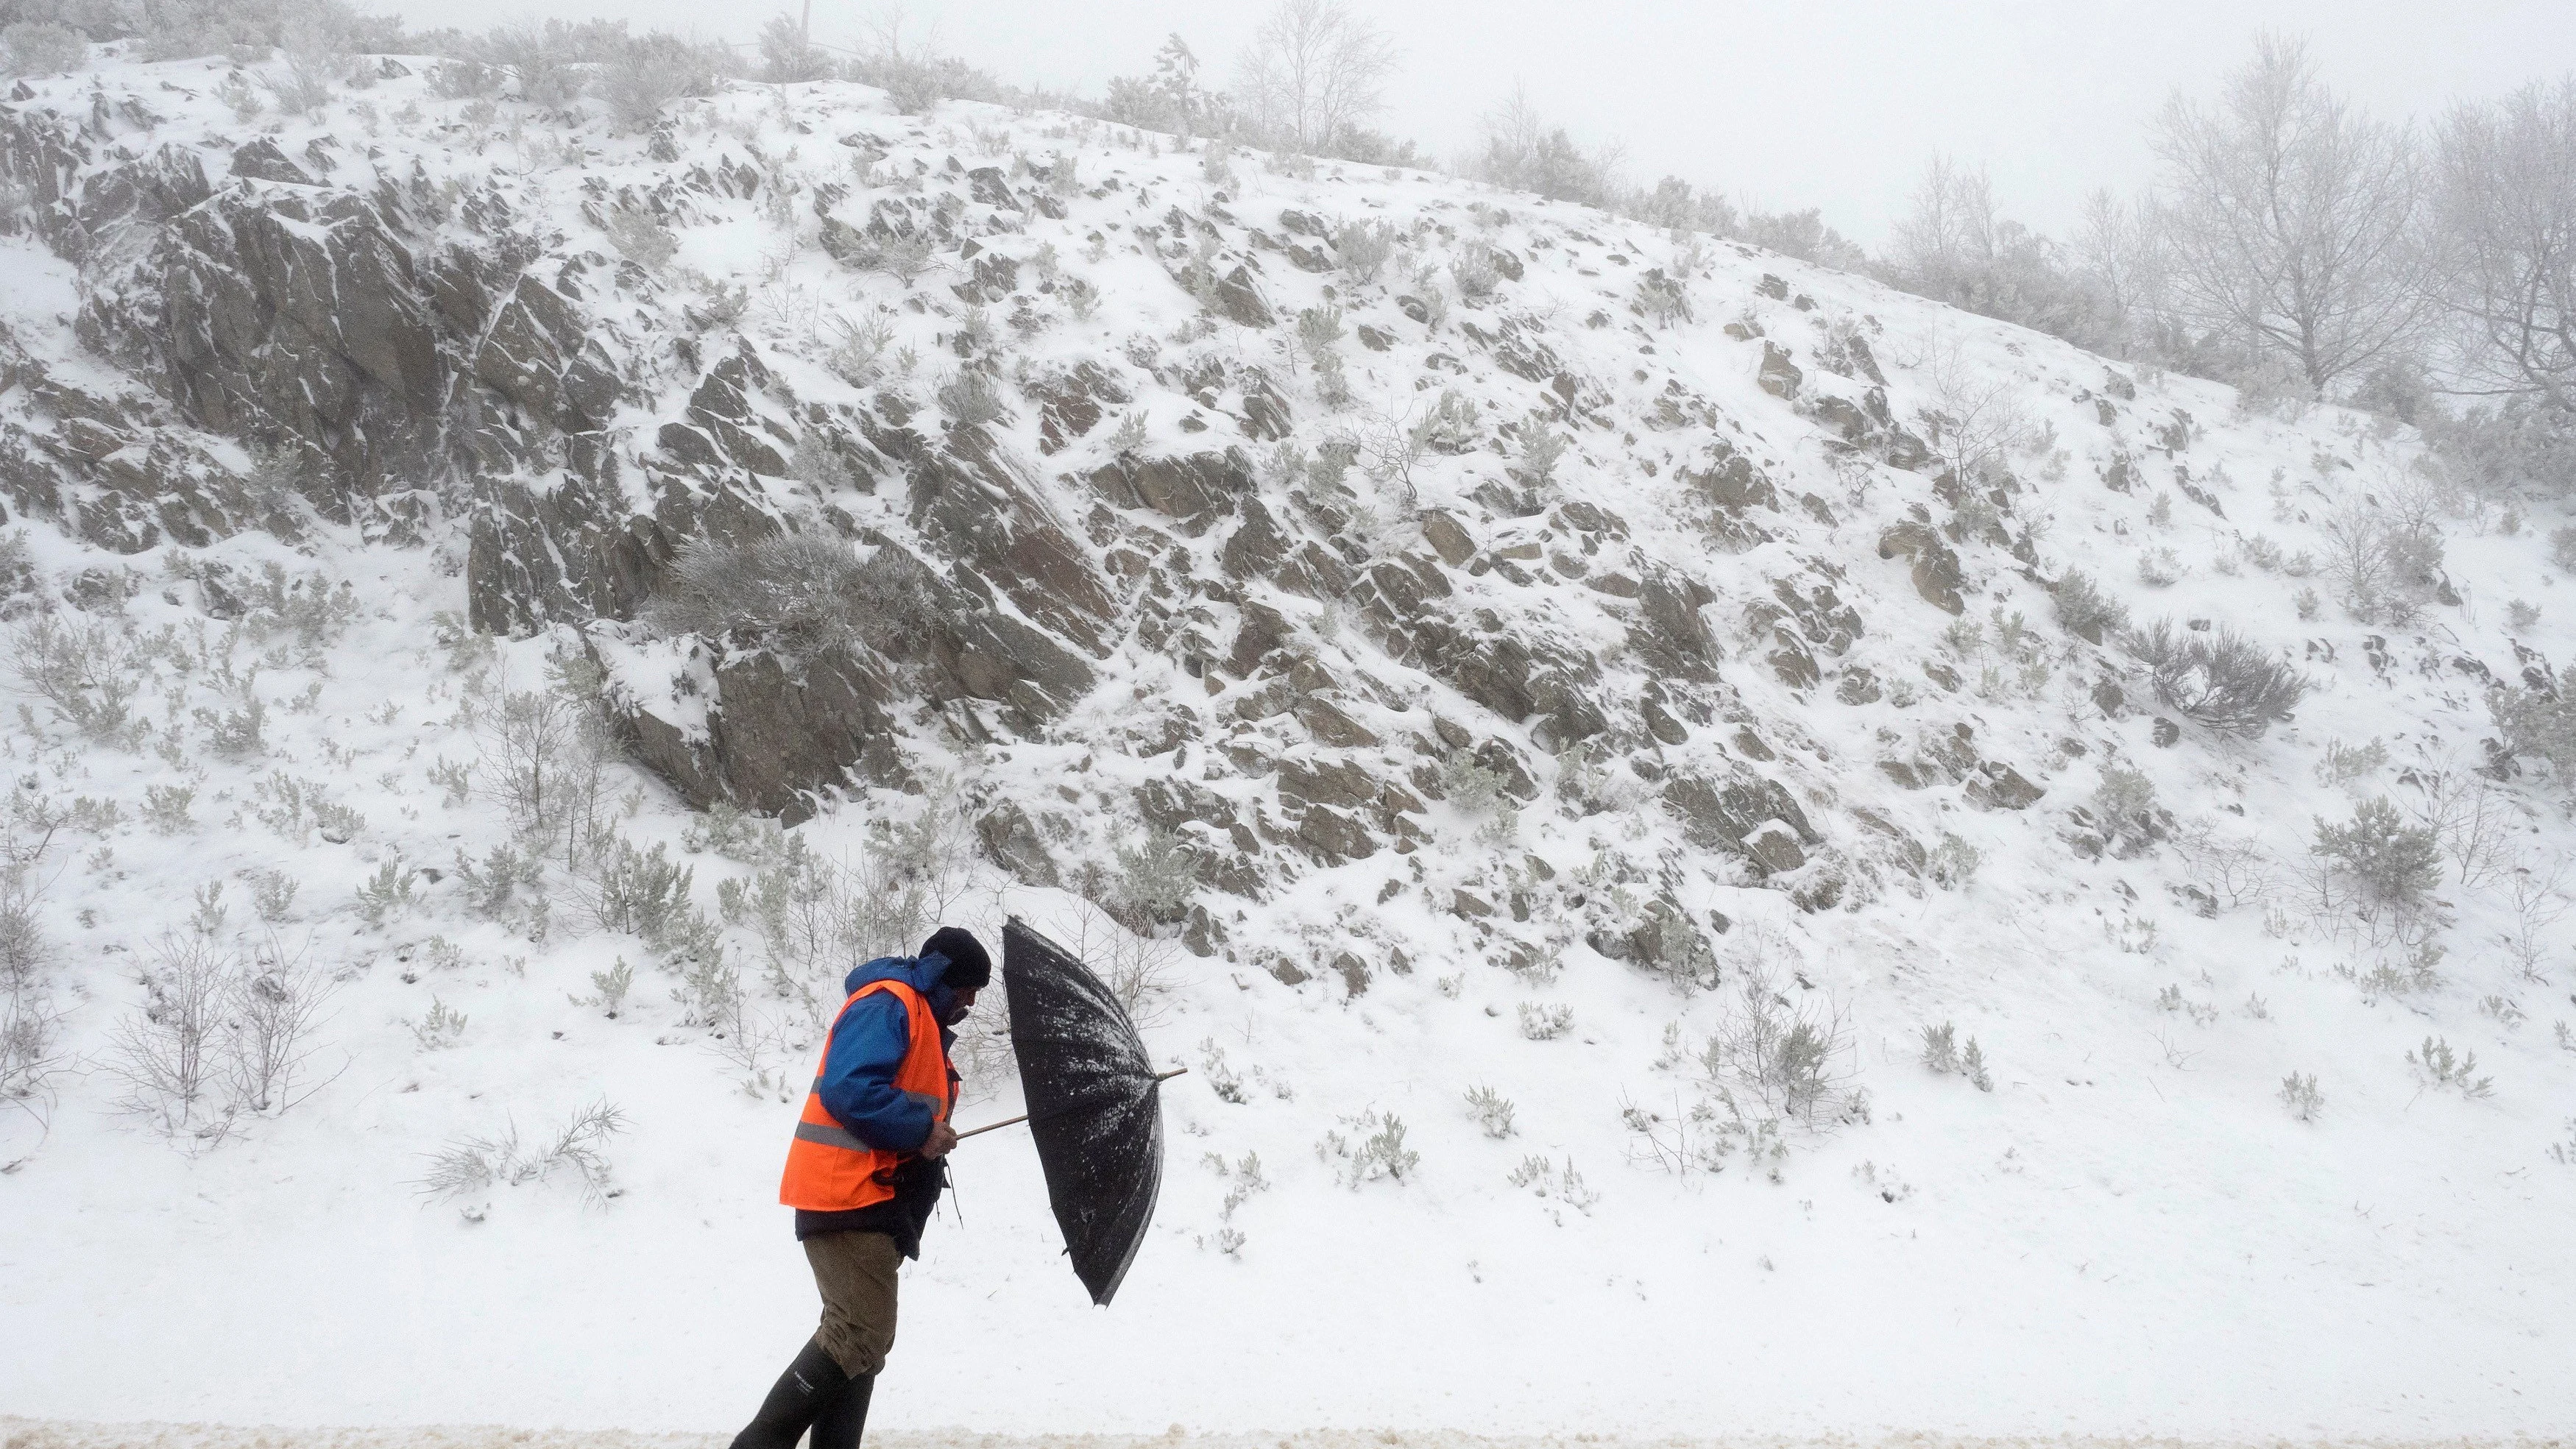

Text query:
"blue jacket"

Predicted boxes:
[[814, 953, 963, 1152]]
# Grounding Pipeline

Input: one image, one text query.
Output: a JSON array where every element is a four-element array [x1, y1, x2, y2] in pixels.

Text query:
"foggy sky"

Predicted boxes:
[[364, 0, 2576, 247]]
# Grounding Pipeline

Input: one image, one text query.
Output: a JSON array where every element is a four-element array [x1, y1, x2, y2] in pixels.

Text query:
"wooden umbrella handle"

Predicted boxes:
[[955, 1068, 1189, 1142]]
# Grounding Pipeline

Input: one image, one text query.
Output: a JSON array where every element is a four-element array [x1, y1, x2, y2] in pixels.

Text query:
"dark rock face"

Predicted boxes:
[[1211, 264, 1274, 327], [976, 801, 1061, 887], [1663, 770, 1822, 877], [1966, 762, 2045, 811], [1877, 520, 1967, 615], [1757, 342, 1802, 400], [1633, 565, 1722, 681], [1089, 449, 1253, 536], [609, 636, 902, 825], [96, 186, 453, 511]]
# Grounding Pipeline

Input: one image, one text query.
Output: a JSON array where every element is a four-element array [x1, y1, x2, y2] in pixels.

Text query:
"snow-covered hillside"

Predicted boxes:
[[3, 44, 2573, 1441]]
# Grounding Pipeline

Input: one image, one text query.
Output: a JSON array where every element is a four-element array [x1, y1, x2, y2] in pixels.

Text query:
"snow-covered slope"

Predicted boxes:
[[2, 46, 2573, 1440]]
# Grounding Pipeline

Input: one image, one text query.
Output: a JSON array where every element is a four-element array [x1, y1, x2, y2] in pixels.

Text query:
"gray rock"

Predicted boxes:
[[975, 800, 1060, 887], [1876, 520, 1966, 615], [1758, 342, 1802, 400]]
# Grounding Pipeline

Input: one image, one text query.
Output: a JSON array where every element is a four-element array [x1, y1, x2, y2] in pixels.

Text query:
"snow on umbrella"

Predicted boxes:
[[962, 917, 1183, 1306]]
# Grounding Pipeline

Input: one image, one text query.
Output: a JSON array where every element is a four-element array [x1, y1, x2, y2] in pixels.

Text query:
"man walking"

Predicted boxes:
[[729, 927, 991, 1449]]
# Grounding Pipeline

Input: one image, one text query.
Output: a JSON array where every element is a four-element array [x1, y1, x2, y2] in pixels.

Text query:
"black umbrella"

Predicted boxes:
[[957, 918, 1183, 1305]]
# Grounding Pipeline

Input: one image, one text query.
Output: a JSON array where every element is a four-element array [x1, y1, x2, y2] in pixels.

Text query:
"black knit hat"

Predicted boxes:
[[921, 927, 991, 991]]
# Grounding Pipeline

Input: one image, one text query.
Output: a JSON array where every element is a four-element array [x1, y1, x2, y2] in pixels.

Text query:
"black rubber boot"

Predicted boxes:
[[807, 1372, 876, 1449], [728, 1336, 852, 1449]]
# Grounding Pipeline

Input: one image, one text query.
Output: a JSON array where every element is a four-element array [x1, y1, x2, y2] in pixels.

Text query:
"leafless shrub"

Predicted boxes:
[[2499, 851, 2570, 982], [1699, 963, 1860, 1126], [2400, 766, 2515, 887], [1912, 333, 2037, 485], [0, 829, 64, 1124], [109, 935, 239, 1144], [227, 940, 338, 1114], [730, 787, 980, 1032], [2170, 821, 2277, 910], [481, 688, 612, 865], [2123, 619, 2308, 735], [1058, 902, 1181, 1027]]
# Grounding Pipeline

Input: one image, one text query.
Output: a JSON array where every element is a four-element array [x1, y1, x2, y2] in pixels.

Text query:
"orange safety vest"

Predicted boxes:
[[778, 978, 955, 1212]]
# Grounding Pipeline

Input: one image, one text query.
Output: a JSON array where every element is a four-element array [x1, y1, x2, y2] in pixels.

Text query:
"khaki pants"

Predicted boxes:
[[804, 1230, 902, 1377]]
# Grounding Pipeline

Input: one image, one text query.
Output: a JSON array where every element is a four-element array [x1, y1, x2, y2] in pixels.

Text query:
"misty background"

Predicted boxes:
[[341, 0, 2573, 246]]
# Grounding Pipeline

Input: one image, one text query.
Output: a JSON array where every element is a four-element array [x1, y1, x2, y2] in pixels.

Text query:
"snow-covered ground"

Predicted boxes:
[[2, 44, 2573, 1444]]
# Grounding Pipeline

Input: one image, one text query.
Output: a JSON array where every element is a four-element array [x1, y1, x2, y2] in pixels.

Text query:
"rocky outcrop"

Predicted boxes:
[[602, 631, 904, 824], [1877, 520, 1967, 615], [1663, 770, 1822, 877]]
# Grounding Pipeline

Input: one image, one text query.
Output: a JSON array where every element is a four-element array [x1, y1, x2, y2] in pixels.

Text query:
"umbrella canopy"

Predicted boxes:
[[999, 917, 1172, 1305]]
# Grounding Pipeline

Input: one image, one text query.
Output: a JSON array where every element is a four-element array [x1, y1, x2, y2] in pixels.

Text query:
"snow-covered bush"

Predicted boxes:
[[1197, 1038, 1248, 1104], [1, 21, 84, 76], [1463, 1083, 1516, 1138], [595, 33, 727, 130], [1927, 832, 1981, 888], [1919, 1021, 1958, 1073], [1510, 413, 1568, 489], [587, 837, 715, 959], [1112, 825, 1196, 927], [2279, 1071, 2324, 1121], [1952, 1038, 1989, 1091], [936, 368, 1009, 427], [0, 832, 62, 1118], [1334, 220, 1394, 283], [1317, 1110, 1418, 1188], [1507, 1154, 1596, 1211], [2488, 667, 2576, 776], [2051, 569, 2129, 643], [2406, 1037, 2494, 1098], [2093, 765, 2158, 842], [643, 534, 933, 664], [2315, 737, 2389, 787], [580, 957, 634, 1018], [1451, 241, 1500, 300], [2125, 619, 2307, 735], [420, 1099, 628, 1205], [2311, 798, 2443, 914], [410, 995, 468, 1051], [1515, 1002, 1573, 1040]]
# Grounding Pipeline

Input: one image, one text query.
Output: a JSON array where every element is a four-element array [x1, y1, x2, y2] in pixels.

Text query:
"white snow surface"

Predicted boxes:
[[1, 46, 2572, 1445]]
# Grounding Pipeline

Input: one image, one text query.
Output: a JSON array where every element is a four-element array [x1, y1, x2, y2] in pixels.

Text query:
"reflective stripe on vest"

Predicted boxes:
[[776, 979, 953, 1212]]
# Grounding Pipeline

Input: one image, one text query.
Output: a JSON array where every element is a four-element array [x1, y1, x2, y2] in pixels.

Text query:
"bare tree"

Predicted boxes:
[[2073, 188, 2168, 352], [2430, 77, 2576, 413], [1232, 0, 1396, 155], [1469, 83, 1621, 208], [2151, 35, 2432, 392]]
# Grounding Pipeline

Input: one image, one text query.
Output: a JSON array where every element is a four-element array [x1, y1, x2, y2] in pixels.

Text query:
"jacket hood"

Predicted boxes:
[[843, 954, 955, 999]]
